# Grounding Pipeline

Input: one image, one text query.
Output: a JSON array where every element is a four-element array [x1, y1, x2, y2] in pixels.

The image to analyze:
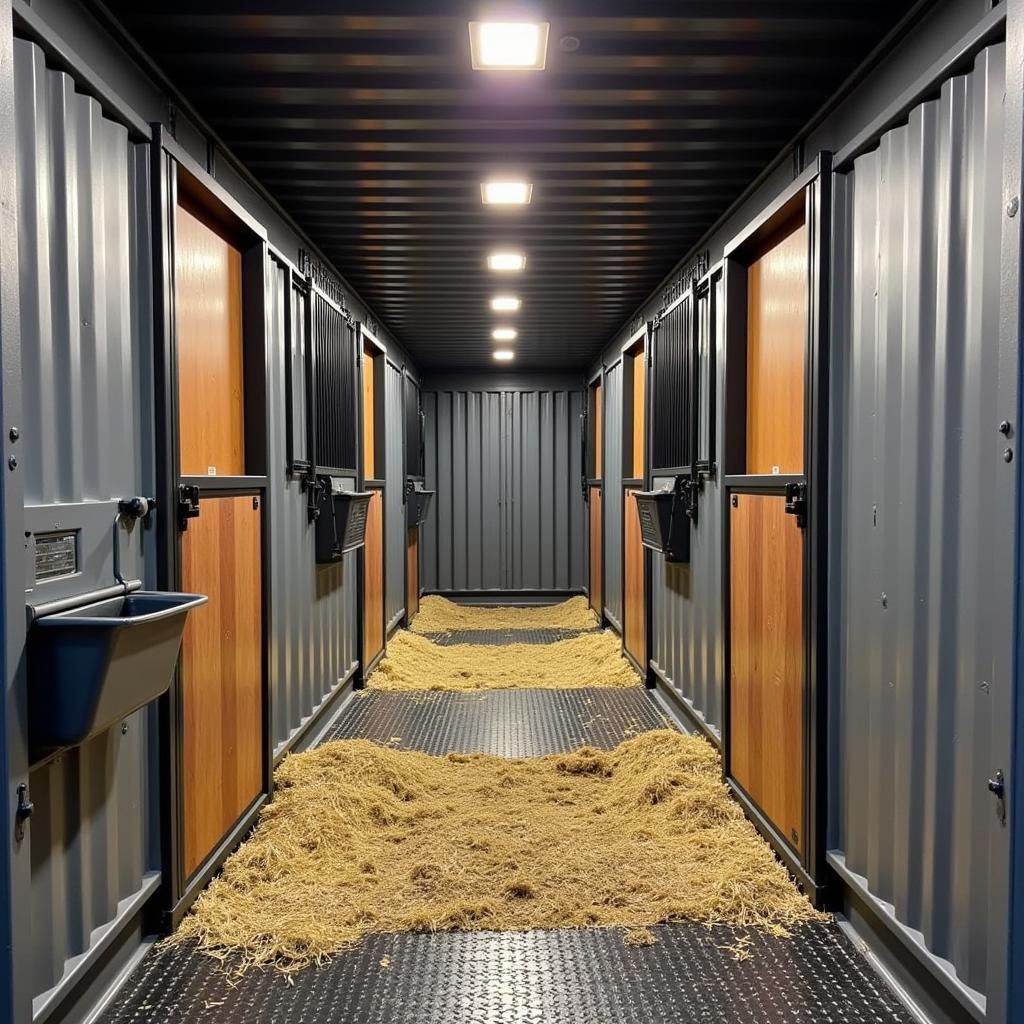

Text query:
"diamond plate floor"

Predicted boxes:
[[325, 687, 670, 755], [423, 627, 598, 646]]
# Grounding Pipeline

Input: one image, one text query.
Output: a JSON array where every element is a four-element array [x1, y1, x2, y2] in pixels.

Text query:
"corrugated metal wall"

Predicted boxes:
[[13, 39, 159, 1014], [602, 363, 623, 628], [423, 386, 585, 593], [830, 43, 1008, 1002], [384, 361, 405, 630], [266, 259, 359, 759], [650, 278, 725, 738]]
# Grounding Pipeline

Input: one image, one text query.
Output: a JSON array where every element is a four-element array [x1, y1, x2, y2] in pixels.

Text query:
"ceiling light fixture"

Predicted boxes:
[[487, 250, 526, 272], [493, 327, 517, 341], [469, 21, 550, 71], [493, 349, 516, 361], [491, 295, 521, 312], [481, 180, 533, 206]]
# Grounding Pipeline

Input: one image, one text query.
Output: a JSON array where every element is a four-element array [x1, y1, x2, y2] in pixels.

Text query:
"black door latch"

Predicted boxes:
[[15, 783, 33, 842], [177, 485, 201, 531], [784, 481, 808, 528], [989, 770, 1006, 825]]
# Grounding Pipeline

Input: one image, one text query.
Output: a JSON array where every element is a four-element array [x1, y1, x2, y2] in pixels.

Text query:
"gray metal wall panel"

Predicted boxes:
[[650, 278, 725, 736], [602, 363, 623, 627], [266, 260, 358, 757], [423, 386, 584, 593], [13, 39, 158, 1010], [384, 360, 405, 629], [831, 44, 1007, 1002]]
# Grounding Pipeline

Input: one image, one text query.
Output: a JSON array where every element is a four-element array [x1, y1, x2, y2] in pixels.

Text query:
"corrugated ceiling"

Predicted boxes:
[[102, 1, 919, 371]]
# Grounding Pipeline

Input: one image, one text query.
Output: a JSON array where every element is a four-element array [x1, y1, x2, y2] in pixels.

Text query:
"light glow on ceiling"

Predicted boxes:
[[492, 327, 518, 341], [481, 180, 533, 205], [469, 21, 550, 70], [487, 250, 526, 272], [493, 349, 516, 361], [491, 294, 521, 312]]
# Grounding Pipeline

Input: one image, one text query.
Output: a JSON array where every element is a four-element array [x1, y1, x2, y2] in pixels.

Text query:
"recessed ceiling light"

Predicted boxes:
[[487, 250, 526, 272], [493, 327, 518, 341], [491, 294, 521, 312], [481, 180, 533, 206], [494, 349, 516, 361], [469, 21, 550, 70]]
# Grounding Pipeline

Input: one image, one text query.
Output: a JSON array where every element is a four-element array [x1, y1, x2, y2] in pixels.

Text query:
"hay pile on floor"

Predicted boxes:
[[173, 731, 824, 973], [371, 629, 638, 691], [411, 595, 598, 633]]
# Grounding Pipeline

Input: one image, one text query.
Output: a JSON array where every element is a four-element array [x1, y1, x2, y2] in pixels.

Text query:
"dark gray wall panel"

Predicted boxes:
[[266, 259, 358, 758], [13, 38, 159, 1015], [423, 386, 584, 593], [602, 362, 623, 629], [384, 359, 405, 629], [830, 43, 1008, 1006]]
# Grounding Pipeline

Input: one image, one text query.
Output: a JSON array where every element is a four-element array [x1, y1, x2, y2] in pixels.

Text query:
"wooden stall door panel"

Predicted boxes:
[[624, 489, 646, 669], [589, 486, 603, 617], [363, 490, 384, 666], [729, 493, 804, 853], [363, 347, 376, 479], [632, 349, 645, 479], [746, 222, 807, 475], [181, 495, 263, 878], [175, 204, 245, 477], [594, 382, 603, 479], [406, 527, 419, 623]]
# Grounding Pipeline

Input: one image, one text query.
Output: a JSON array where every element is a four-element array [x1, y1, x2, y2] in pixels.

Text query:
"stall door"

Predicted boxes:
[[180, 496, 263, 877], [623, 342, 646, 669], [729, 493, 804, 853], [589, 487, 602, 617], [406, 527, 419, 623], [363, 490, 385, 666]]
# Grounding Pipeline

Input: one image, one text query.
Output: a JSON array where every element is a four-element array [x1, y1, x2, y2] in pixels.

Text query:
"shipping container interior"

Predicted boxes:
[[0, 1, 1023, 1023]]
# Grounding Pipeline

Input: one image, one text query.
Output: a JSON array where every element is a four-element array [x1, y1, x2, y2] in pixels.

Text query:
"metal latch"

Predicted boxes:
[[988, 770, 1006, 825], [15, 783, 33, 842], [177, 485, 201, 531], [784, 481, 808, 528]]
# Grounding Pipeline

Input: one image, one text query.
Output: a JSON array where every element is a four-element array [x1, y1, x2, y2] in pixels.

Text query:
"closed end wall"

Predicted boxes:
[[422, 381, 585, 595]]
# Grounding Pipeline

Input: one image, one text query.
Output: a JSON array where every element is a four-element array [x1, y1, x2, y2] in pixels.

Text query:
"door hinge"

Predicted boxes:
[[784, 481, 808, 528], [988, 769, 1006, 825], [177, 485, 201, 531], [15, 783, 33, 842]]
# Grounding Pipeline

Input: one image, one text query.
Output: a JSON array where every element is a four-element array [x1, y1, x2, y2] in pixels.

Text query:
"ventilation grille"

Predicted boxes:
[[650, 295, 694, 472], [312, 289, 357, 474]]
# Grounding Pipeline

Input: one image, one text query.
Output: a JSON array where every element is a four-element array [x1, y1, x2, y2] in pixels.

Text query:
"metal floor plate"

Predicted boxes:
[[325, 687, 670, 755], [100, 922, 913, 1024], [421, 627, 598, 645]]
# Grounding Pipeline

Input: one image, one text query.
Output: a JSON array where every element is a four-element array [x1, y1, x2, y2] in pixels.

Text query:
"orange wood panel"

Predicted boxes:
[[624, 489, 646, 669], [729, 493, 804, 854], [406, 527, 419, 623], [746, 221, 807, 475], [175, 203, 245, 477], [181, 495, 263, 878], [363, 490, 384, 667], [363, 346, 376, 480], [589, 486, 603, 617], [632, 348, 645, 479], [594, 381, 603, 479]]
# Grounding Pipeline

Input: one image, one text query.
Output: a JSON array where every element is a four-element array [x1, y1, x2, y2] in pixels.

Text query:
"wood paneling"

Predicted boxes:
[[746, 221, 807, 475], [181, 495, 263, 878], [175, 203, 245, 477], [363, 489, 384, 667], [406, 526, 419, 623], [589, 485, 602, 616], [729, 493, 804, 854], [624, 489, 646, 669], [632, 348, 645, 479], [363, 346, 376, 480], [594, 381, 603, 479]]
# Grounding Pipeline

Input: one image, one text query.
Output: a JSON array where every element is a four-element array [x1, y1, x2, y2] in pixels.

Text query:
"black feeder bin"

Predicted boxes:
[[634, 475, 698, 564], [28, 588, 208, 761], [405, 481, 435, 527], [314, 477, 373, 564]]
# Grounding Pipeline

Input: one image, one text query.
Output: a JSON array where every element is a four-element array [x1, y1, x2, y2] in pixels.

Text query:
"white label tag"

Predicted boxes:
[[208, 466, 217, 476]]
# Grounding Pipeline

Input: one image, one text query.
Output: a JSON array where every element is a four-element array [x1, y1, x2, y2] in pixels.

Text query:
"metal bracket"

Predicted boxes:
[[15, 783, 33, 843], [784, 481, 808, 528], [989, 769, 1006, 825], [176, 485, 200, 531]]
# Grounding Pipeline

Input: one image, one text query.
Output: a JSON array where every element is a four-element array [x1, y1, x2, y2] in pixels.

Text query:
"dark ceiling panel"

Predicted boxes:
[[101, 0, 919, 371]]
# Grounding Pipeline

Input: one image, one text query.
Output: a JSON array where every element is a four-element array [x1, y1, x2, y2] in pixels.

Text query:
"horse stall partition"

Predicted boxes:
[[721, 155, 831, 898], [587, 372, 604, 620]]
